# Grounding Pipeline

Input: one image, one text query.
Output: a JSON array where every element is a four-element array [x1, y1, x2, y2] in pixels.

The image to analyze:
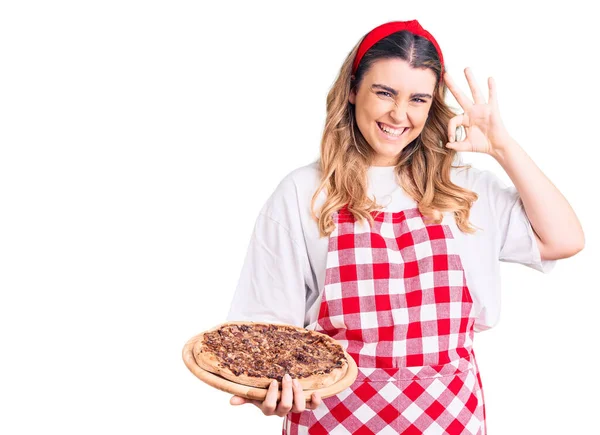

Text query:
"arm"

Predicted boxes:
[[225, 213, 308, 327], [490, 137, 585, 260], [442, 68, 585, 261]]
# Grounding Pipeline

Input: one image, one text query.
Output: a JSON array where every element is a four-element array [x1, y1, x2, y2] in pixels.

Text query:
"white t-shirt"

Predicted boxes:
[[226, 158, 557, 332]]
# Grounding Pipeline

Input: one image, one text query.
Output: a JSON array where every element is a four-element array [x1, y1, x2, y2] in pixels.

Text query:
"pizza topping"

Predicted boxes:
[[202, 323, 346, 382]]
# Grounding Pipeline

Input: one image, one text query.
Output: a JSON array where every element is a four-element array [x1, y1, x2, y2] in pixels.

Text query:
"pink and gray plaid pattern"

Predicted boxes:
[[283, 207, 486, 434]]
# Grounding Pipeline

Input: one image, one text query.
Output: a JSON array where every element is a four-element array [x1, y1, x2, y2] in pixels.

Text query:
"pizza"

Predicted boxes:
[[193, 321, 348, 390]]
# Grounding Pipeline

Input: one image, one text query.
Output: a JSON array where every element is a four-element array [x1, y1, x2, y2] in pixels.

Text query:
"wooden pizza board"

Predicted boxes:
[[182, 329, 358, 402]]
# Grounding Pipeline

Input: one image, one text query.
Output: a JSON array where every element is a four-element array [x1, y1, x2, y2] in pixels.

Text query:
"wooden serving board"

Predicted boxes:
[[182, 330, 358, 402]]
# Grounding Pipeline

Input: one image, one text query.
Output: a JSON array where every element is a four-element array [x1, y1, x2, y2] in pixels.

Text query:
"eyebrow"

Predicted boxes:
[[371, 83, 432, 99]]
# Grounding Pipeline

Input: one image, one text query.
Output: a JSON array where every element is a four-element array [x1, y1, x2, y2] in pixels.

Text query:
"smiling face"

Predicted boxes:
[[349, 58, 437, 166]]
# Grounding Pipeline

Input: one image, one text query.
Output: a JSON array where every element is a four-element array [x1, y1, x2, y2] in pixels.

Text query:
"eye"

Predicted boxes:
[[376, 92, 427, 103]]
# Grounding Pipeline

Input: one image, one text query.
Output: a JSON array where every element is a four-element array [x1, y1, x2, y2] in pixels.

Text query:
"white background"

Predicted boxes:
[[1, 1, 598, 434]]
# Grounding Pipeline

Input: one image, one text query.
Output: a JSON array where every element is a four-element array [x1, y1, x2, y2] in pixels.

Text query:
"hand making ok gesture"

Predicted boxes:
[[444, 67, 513, 155]]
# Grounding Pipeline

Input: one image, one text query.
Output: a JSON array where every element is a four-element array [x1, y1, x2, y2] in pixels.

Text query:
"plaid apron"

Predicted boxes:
[[283, 206, 486, 434]]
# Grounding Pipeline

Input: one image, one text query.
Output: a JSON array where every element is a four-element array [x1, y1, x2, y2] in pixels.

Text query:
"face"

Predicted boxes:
[[349, 58, 437, 166]]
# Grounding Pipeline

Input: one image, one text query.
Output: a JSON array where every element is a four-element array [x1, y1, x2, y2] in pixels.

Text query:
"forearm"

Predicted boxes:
[[490, 137, 585, 258]]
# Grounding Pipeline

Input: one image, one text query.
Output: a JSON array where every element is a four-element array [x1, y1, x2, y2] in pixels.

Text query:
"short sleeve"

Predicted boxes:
[[483, 170, 557, 273], [225, 212, 308, 327]]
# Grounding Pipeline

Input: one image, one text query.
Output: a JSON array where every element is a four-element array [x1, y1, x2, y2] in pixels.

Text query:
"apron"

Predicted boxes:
[[283, 205, 486, 434]]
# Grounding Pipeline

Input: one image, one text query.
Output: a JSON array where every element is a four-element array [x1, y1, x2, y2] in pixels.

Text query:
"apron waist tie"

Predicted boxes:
[[354, 354, 475, 382]]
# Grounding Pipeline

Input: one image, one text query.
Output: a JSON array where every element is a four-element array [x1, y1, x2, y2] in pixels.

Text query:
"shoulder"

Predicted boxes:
[[287, 160, 322, 188], [450, 161, 508, 194], [259, 160, 322, 224], [265, 160, 320, 201]]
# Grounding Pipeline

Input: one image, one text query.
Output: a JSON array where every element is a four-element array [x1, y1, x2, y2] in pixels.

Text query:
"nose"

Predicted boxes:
[[390, 101, 409, 124]]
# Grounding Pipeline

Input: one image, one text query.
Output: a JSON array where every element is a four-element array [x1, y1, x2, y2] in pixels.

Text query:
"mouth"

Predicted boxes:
[[377, 122, 409, 140]]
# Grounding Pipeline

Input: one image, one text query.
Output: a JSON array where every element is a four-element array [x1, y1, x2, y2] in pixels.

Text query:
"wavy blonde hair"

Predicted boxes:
[[310, 30, 479, 238]]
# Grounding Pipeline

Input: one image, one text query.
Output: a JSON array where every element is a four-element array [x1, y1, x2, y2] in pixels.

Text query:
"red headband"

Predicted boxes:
[[352, 20, 445, 83]]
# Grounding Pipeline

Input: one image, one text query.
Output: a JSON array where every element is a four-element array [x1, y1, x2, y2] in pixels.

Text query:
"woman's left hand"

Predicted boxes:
[[443, 68, 513, 155]]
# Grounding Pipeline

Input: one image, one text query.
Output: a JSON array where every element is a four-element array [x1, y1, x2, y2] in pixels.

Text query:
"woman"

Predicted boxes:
[[226, 19, 584, 434]]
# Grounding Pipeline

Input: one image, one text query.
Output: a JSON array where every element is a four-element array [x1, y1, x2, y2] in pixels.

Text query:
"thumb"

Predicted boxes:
[[230, 396, 247, 406], [445, 139, 469, 152]]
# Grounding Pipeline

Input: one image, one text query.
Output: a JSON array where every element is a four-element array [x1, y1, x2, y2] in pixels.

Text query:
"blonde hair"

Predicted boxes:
[[310, 30, 479, 238]]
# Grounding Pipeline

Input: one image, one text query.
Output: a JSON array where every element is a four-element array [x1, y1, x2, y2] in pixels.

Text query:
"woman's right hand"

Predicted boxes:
[[229, 373, 322, 416]]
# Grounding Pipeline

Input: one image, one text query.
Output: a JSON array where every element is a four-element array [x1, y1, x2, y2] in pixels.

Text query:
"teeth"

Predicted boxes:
[[378, 123, 405, 136]]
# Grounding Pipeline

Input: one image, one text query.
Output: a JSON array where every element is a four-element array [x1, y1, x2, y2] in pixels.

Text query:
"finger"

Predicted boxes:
[[447, 114, 464, 143], [230, 395, 245, 405], [290, 378, 306, 413], [464, 67, 486, 105], [488, 76, 499, 110], [230, 395, 262, 407], [261, 379, 279, 415], [306, 391, 322, 410], [276, 374, 294, 416], [443, 71, 473, 111], [446, 136, 473, 152]]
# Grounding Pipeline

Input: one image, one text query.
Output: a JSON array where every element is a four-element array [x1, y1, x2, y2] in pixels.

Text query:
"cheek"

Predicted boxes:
[[357, 97, 385, 119], [355, 107, 377, 131], [406, 117, 429, 138], [413, 111, 430, 129]]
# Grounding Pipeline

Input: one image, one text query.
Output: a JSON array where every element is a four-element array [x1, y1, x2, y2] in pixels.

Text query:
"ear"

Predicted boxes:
[[349, 88, 356, 105]]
